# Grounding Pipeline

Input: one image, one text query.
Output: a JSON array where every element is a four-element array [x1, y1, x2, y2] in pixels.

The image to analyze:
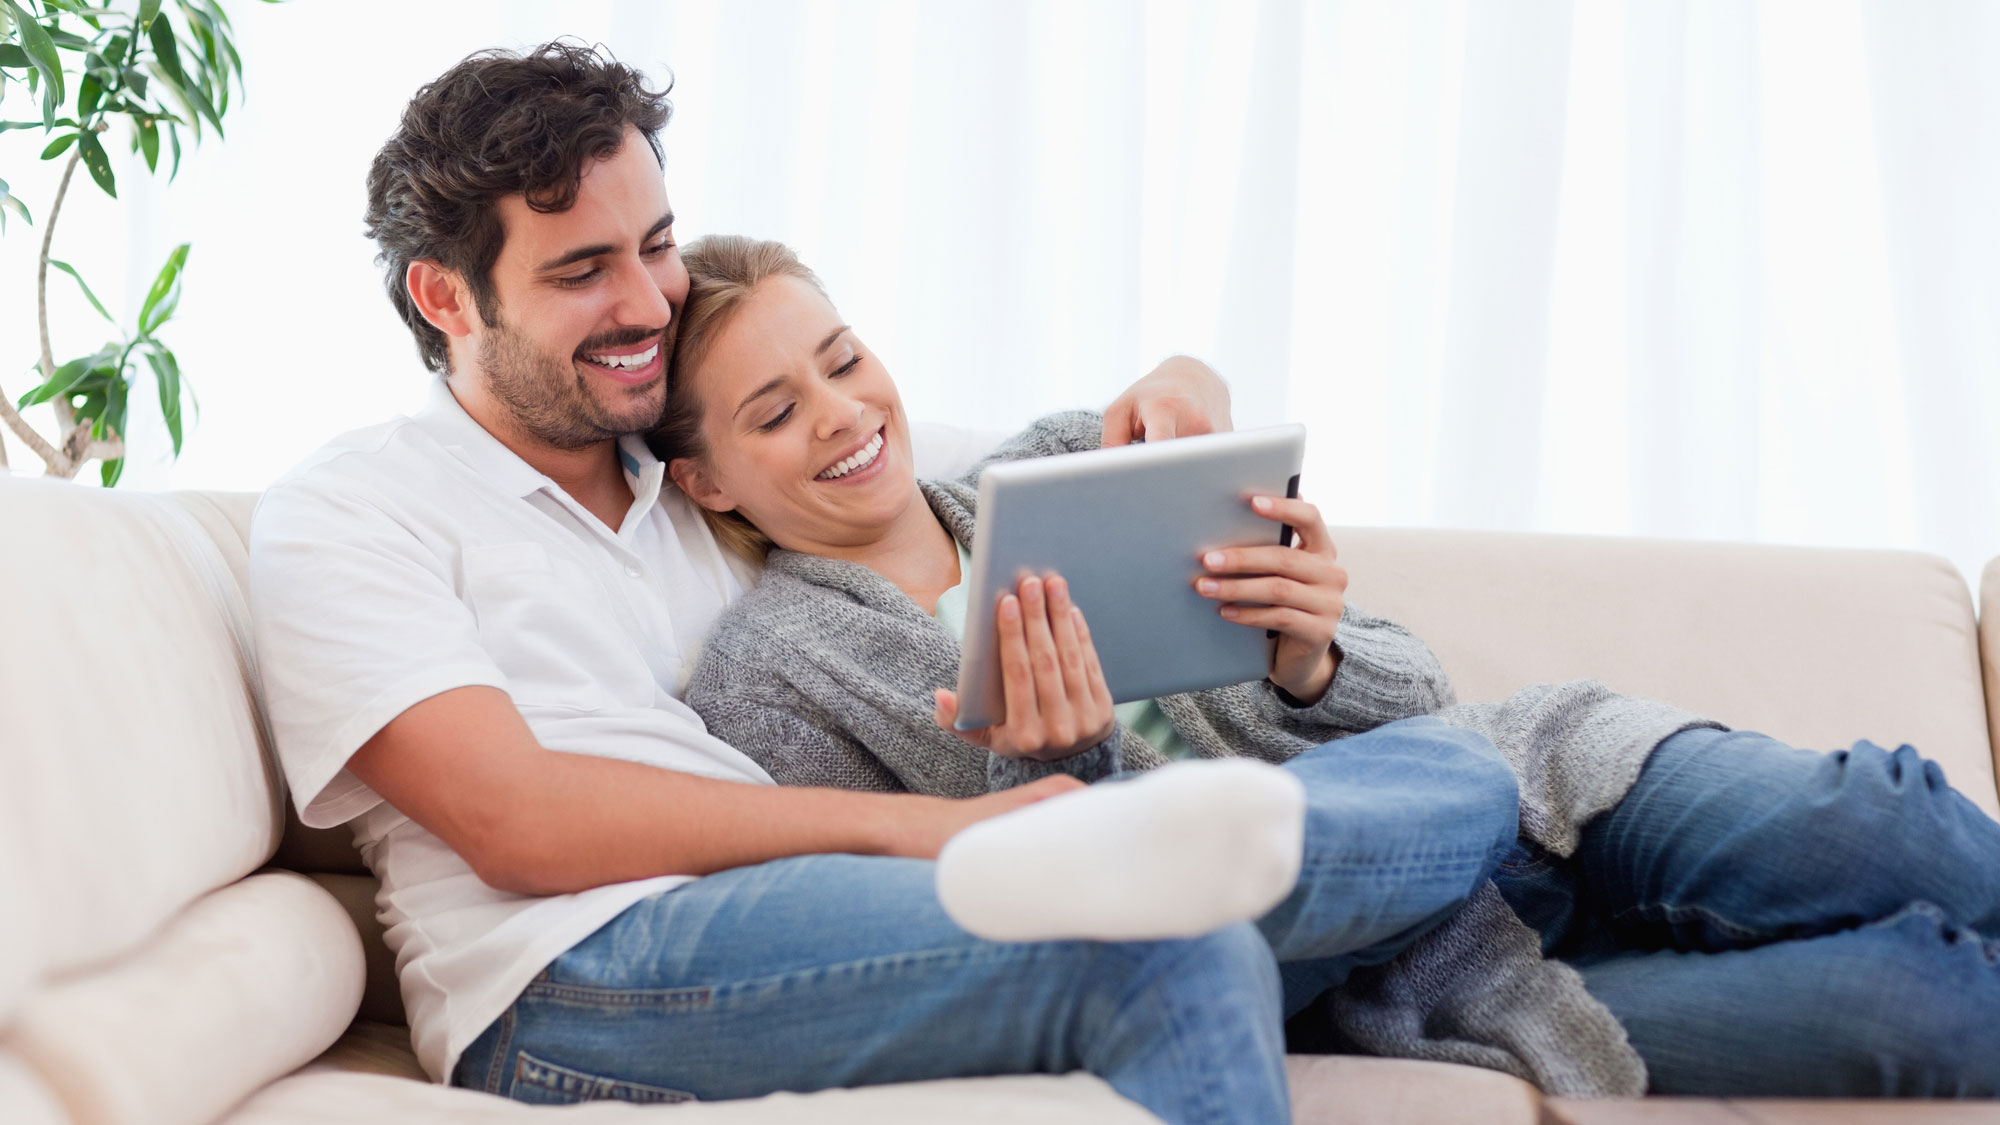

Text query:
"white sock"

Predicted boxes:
[[935, 759, 1307, 943]]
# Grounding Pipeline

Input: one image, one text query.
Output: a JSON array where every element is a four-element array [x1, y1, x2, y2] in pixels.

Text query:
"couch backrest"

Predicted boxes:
[[0, 478, 362, 1125], [1337, 527, 1998, 818]]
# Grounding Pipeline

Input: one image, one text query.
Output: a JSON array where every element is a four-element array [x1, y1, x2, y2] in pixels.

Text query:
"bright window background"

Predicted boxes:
[[3, 0, 1996, 585]]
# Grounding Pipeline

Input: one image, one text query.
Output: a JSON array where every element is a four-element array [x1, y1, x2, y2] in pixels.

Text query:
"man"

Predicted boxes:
[[252, 41, 1310, 1123]]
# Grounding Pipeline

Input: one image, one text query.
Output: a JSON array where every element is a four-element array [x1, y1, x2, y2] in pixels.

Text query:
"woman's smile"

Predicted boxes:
[[816, 428, 888, 482]]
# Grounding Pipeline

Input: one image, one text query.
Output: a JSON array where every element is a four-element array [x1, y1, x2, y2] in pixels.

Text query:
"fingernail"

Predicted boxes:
[[1204, 551, 1225, 568], [1197, 578, 1218, 595], [1220, 605, 1238, 617], [1001, 595, 1019, 618], [1252, 496, 1273, 512]]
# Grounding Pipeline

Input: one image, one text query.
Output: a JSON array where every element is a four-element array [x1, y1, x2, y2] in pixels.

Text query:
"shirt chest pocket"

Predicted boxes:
[[461, 542, 654, 709]]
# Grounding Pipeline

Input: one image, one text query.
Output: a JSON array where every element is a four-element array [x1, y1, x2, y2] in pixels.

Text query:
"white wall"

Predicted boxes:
[[3, 0, 1996, 587]]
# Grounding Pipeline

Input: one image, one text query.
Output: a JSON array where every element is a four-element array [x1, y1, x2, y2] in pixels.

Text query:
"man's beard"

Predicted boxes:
[[477, 319, 668, 451]]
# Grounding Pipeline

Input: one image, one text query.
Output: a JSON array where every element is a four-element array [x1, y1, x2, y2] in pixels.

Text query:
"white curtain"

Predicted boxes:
[[2, 0, 1995, 581]]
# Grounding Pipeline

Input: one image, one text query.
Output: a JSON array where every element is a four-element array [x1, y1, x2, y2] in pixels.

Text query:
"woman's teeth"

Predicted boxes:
[[584, 342, 659, 370], [818, 432, 885, 480]]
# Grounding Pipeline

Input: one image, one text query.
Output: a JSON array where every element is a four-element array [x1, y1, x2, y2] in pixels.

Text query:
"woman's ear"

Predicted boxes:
[[669, 456, 735, 513], [406, 260, 477, 338]]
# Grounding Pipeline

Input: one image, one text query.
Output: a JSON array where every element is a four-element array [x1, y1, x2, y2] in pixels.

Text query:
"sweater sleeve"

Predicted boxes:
[[1257, 604, 1458, 739], [985, 726, 1125, 790], [686, 646, 906, 793], [963, 409, 1106, 483]]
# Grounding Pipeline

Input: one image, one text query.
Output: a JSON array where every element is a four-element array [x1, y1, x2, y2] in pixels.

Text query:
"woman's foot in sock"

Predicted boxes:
[[935, 759, 1306, 942]]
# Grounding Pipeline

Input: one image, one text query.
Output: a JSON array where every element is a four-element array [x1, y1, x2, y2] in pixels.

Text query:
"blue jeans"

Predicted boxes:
[[452, 717, 1520, 1123], [1497, 727, 2000, 1096]]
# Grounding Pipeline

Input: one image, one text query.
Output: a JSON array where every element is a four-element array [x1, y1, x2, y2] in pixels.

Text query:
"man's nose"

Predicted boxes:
[[609, 256, 673, 328]]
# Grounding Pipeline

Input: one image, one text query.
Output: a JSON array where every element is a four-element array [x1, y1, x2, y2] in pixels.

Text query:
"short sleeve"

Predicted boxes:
[[250, 477, 509, 828]]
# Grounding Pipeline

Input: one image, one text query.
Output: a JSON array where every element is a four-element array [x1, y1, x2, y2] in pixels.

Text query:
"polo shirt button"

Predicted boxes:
[[624, 564, 641, 578]]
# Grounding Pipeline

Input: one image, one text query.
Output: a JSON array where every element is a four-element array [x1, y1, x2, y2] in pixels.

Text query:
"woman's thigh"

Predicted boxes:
[[1572, 728, 2000, 950], [1577, 902, 2000, 1097], [453, 852, 1289, 1120]]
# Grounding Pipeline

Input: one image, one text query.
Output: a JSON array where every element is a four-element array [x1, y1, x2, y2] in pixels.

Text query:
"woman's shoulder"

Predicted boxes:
[[702, 560, 836, 658]]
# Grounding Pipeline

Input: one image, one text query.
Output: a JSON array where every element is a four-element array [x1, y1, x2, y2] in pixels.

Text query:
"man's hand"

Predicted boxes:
[[879, 775, 1087, 861], [1102, 355, 1233, 447]]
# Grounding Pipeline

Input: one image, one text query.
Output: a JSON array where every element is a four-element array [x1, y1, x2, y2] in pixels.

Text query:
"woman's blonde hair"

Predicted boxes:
[[654, 235, 833, 562]]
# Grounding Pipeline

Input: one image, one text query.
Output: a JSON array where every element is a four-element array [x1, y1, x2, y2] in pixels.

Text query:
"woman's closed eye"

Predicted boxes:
[[757, 404, 795, 433], [830, 353, 862, 378]]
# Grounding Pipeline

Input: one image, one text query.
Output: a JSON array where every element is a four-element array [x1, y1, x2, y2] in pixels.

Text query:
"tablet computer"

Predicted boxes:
[[953, 424, 1308, 731]]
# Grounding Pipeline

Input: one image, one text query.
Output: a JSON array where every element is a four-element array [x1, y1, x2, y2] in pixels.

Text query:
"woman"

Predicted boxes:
[[658, 235, 2000, 1099]]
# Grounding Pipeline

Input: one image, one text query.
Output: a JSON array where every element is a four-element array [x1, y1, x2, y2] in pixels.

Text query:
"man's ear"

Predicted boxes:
[[406, 260, 478, 338], [669, 456, 736, 514]]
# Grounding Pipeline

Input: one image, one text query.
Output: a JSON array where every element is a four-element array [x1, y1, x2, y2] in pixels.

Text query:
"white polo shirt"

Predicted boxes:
[[249, 379, 772, 1083]]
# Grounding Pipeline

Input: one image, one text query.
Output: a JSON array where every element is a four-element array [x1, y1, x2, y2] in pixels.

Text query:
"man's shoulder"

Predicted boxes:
[[266, 414, 432, 498]]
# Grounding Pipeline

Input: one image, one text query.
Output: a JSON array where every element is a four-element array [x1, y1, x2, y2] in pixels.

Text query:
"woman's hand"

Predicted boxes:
[[934, 573, 1117, 761], [1102, 355, 1233, 447], [1196, 495, 1347, 703]]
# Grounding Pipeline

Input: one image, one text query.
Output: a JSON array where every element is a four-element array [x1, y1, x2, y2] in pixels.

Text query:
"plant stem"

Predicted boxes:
[[0, 146, 89, 476]]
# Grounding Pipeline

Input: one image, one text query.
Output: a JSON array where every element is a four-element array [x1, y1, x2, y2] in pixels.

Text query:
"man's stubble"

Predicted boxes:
[[477, 318, 669, 450]]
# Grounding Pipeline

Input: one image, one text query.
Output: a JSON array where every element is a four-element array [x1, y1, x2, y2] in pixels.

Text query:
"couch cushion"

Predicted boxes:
[[306, 873, 403, 1026], [0, 478, 284, 983], [226, 1069, 1161, 1123], [7, 871, 363, 1125], [0, 1053, 66, 1125], [1336, 529, 1998, 817], [1287, 1055, 1540, 1124]]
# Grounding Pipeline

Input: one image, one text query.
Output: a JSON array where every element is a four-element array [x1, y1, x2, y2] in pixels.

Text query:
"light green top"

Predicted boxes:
[[934, 541, 1192, 760]]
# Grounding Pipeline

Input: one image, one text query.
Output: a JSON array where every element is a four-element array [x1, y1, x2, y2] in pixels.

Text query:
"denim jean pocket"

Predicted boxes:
[[509, 1049, 696, 1106]]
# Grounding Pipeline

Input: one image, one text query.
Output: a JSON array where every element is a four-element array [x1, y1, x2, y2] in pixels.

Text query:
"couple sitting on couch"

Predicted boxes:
[[248, 41, 2000, 1125]]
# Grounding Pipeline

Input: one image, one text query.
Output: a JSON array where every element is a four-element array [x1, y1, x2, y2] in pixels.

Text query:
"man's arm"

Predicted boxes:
[[1102, 355, 1233, 447], [348, 685, 1078, 897]]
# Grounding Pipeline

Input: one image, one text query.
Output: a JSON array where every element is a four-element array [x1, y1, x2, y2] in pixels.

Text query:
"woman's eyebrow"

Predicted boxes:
[[816, 326, 851, 355], [733, 376, 789, 420]]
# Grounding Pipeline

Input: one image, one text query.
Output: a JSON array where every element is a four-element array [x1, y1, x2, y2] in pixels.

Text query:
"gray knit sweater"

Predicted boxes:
[[686, 411, 1719, 1096]]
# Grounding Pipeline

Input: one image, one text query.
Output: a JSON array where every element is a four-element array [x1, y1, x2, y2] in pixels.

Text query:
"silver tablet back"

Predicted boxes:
[[954, 424, 1307, 731]]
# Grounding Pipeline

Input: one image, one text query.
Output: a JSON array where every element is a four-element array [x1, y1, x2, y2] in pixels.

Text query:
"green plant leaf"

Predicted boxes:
[[0, 45, 30, 69], [0, 175, 28, 231], [77, 71, 101, 119], [99, 456, 123, 486], [146, 9, 184, 86], [47, 259, 113, 321], [77, 130, 115, 197], [2, 2, 66, 119], [137, 0, 161, 30], [136, 115, 157, 169], [39, 130, 75, 158], [99, 374, 129, 448], [138, 241, 189, 334], [145, 344, 182, 455], [17, 356, 88, 407]]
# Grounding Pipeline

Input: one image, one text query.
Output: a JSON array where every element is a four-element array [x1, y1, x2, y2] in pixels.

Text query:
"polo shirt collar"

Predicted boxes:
[[415, 378, 667, 519]]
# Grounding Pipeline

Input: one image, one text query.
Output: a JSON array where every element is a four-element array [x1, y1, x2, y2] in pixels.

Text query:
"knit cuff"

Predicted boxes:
[[986, 726, 1124, 790], [1269, 609, 1454, 734]]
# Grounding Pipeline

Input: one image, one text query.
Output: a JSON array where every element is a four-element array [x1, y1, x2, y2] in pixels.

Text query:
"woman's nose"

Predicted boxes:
[[813, 391, 866, 439]]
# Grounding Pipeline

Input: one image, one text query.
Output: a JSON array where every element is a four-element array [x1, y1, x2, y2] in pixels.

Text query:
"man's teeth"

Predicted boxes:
[[818, 432, 885, 480], [584, 342, 659, 370]]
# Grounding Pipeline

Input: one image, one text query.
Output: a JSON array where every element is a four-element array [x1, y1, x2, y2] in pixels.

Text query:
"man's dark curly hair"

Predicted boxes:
[[363, 41, 673, 374]]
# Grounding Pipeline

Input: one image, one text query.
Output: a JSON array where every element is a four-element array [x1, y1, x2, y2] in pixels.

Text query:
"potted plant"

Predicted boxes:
[[1, 0, 272, 484]]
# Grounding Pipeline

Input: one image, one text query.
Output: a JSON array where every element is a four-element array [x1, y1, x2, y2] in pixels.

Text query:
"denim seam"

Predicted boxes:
[[1106, 939, 1243, 1125], [529, 941, 1064, 1013], [484, 1002, 517, 1096]]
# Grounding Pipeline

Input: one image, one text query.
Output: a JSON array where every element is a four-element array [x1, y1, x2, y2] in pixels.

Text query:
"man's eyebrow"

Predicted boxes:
[[535, 212, 676, 274]]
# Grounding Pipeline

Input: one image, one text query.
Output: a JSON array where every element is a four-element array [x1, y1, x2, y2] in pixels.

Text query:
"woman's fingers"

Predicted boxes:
[[1246, 494, 1333, 552], [994, 591, 1040, 745], [1071, 602, 1115, 715], [1017, 575, 1079, 746]]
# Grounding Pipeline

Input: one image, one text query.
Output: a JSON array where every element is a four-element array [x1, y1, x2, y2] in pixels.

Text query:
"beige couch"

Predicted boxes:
[[3, 470, 1996, 1125]]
